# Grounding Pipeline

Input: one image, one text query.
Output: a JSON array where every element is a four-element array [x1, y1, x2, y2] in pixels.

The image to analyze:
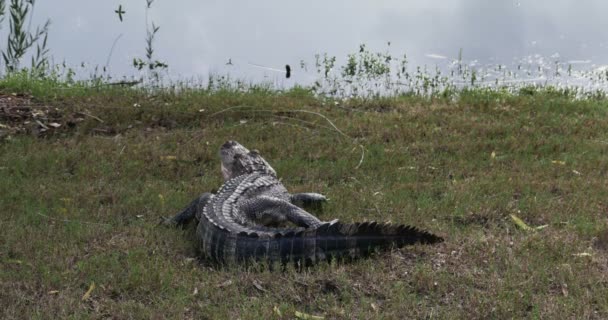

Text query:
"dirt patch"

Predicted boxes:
[[0, 94, 103, 139], [0, 93, 68, 138], [594, 230, 608, 252]]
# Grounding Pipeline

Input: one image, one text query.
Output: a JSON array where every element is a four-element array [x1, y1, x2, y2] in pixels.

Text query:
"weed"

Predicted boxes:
[[132, 0, 168, 82], [0, 0, 50, 74]]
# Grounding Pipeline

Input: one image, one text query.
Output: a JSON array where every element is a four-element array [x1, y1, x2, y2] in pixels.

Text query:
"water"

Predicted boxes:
[[27, 1, 608, 93]]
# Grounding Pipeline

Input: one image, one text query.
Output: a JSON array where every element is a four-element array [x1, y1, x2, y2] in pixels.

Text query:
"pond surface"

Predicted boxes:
[[31, 0, 608, 90]]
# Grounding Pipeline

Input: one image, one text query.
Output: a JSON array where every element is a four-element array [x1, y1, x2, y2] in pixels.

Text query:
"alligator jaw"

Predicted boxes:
[[221, 163, 230, 181]]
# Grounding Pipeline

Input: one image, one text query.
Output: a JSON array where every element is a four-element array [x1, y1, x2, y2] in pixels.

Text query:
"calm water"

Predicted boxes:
[[30, 0, 608, 90]]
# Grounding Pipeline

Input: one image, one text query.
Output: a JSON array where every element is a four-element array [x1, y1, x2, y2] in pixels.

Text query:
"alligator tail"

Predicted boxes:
[[279, 220, 442, 263], [221, 221, 443, 264]]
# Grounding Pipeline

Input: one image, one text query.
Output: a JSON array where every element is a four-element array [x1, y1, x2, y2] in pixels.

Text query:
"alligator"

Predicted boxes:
[[166, 140, 443, 265]]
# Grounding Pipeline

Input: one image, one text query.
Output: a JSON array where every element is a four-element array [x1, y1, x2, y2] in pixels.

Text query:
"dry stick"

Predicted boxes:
[[272, 114, 333, 132], [210, 106, 349, 138], [36, 212, 111, 227], [80, 111, 105, 123], [35, 120, 49, 130], [271, 114, 334, 132], [54, 79, 143, 90], [294, 109, 349, 139], [210, 105, 366, 169], [271, 121, 314, 133], [105, 33, 123, 70], [355, 144, 365, 169], [289, 109, 366, 168], [209, 105, 252, 117]]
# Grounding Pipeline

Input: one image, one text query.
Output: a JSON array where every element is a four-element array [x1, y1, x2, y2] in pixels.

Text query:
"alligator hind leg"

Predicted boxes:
[[290, 193, 327, 212], [240, 196, 323, 228], [164, 192, 213, 227]]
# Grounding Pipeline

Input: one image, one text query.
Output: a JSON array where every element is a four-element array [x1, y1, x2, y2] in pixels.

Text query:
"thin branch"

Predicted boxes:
[[105, 33, 123, 69], [209, 105, 366, 169], [79, 111, 105, 123], [355, 144, 365, 169], [293, 109, 349, 139]]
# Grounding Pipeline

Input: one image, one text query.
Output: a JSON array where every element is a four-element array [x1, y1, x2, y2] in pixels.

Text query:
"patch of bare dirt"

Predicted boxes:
[[0, 93, 89, 139]]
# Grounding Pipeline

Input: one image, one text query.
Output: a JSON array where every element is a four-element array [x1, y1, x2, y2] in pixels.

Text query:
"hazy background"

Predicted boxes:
[[32, 0, 608, 83]]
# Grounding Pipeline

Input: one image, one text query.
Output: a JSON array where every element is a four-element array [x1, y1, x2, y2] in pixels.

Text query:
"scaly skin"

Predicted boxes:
[[167, 140, 443, 264]]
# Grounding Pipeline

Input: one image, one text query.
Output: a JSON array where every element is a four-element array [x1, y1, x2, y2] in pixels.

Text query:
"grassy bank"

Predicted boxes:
[[1, 78, 608, 319]]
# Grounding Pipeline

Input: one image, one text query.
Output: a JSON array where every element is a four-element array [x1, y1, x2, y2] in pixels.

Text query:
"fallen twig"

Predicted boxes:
[[79, 111, 105, 123], [355, 144, 365, 169], [210, 105, 366, 169]]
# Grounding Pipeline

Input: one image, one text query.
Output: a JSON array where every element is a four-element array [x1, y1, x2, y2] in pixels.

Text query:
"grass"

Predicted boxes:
[[1, 77, 608, 319]]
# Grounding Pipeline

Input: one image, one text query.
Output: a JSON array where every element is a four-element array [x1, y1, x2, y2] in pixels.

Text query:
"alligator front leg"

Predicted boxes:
[[240, 196, 324, 228], [164, 192, 213, 227], [290, 192, 327, 210]]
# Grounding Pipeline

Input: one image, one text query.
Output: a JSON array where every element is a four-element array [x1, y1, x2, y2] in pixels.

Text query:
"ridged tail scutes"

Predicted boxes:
[[310, 220, 444, 260], [228, 220, 443, 264]]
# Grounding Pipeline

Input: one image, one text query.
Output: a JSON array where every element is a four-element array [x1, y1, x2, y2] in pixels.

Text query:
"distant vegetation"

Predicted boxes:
[[0, 1, 606, 100]]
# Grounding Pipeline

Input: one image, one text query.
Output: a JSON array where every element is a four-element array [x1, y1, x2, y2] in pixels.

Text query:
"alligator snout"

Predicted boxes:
[[222, 140, 238, 149]]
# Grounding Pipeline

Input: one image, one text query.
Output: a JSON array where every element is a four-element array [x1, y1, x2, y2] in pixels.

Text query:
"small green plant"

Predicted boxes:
[[132, 0, 168, 81], [0, 0, 50, 75]]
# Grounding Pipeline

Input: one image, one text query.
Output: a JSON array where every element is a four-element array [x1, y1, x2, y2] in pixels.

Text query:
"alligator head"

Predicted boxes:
[[219, 140, 277, 180]]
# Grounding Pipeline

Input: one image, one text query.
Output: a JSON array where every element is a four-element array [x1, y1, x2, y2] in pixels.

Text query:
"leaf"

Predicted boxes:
[[81, 282, 95, 301], [273, 306, 282, 317], [510, 214, 532, 231], [6, 259, 23, 264], [561, 283, 569, 297], [160, 155, 177, 161], [572, 252, 592, 257], [510, 214, 547, 231], [551, 160, 566, 165], [252, 280, 267, 292], [216, 280, 232, 288], [491, 151, 496, 159], [295, 311, 325, 320]]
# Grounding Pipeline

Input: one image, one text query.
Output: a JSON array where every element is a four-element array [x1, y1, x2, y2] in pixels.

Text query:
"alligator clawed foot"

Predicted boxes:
[[159, 216, 177, 227]]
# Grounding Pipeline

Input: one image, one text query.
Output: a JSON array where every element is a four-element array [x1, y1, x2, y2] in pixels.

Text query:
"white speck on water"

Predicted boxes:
[[567, 60, 591, 64], [425, 53, 447, 59]]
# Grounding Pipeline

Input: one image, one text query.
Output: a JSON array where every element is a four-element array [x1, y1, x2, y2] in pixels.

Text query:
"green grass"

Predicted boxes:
[[1, 78, 608, 319]]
